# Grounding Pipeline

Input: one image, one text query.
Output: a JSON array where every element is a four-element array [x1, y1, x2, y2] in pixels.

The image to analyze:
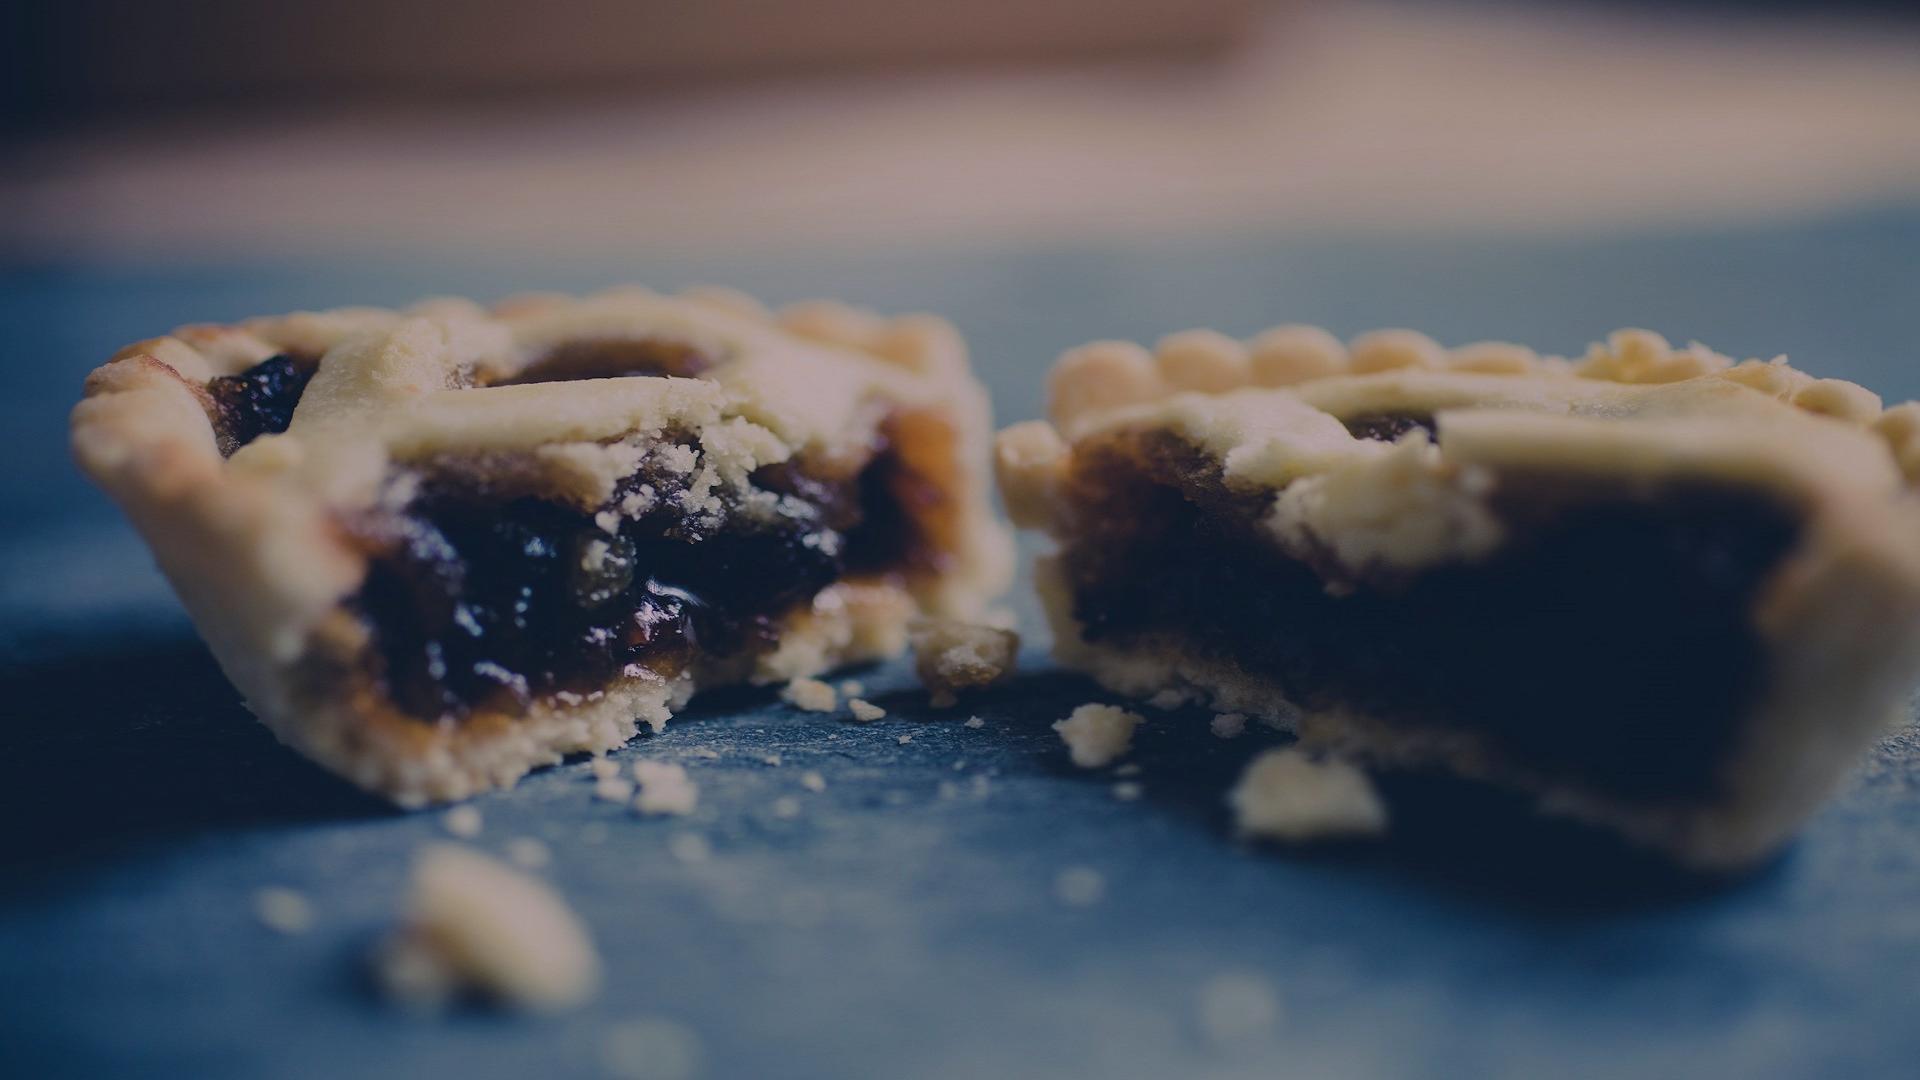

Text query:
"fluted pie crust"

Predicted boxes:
[[73, 287, 1011, 805], [1000, 326, 1920, 868]]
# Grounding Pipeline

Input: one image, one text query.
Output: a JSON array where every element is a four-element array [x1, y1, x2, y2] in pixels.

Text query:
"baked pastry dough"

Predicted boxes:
[[74, 287, 1012, 804], [999, 327, 1920, 868]]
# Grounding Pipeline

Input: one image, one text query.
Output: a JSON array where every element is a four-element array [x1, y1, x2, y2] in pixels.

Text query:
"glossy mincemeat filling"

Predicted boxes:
[[349, 437, 934, 721], [1062, 427, 1801, 802]]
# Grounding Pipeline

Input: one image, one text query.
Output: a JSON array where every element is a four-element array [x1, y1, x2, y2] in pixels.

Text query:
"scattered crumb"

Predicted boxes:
[[1053, 865, 1106, 907], [1210, 713, 1248, 740], [800, 771, 827, 793], [1196, 972, 1281, 1046], [442, 805, 483, 839], [1053, 703, 1144, 768], [951, 759, 966, 771], [937, 780, 962, 800], [505, 837, 551, 870], [910, 617, 1020, 707], [372, 844, 598, 1012], [848, 698, 887, 722], [896, 734, 914, 745], [771, 796, 803, 820], [1229, 749, 1388, 842], [254, 886, 314, 934], [601, 1017, 704, 1080], [970, 775, 992, 799], [687, 748, 722, 760], [838, 679, 865, 698], [1114, 763, 1142, 777], [631, 761, 699, 816], [590, 757, 623, 781], [1147, 688, 1189, 710], [780, 677, 838, 713], [964, 716, 986, 729], [760, 752, 784, 767], [1113, 781, 1144, 802], [667, 832, 712, 864], [595, 778, 636, 803]]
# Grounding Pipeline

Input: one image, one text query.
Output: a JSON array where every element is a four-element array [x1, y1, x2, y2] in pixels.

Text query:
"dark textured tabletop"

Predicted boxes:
[[5, 210, 1920, 1078]]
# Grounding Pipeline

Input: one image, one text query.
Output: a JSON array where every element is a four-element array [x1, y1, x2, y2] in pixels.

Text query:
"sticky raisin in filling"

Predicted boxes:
[[207, 354, 314, 455], [1063, 430, 1801, 802], [351, 428, 939, 722]]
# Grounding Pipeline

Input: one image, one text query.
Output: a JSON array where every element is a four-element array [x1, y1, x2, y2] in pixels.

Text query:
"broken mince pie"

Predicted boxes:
[[73, 288, 1012, 804], [998, 326, 1920, 867]]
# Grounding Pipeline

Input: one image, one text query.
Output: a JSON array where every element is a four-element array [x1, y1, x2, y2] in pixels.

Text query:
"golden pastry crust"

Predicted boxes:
[[1004, 325, 1920, 868], [74, 287, 1012, 805]]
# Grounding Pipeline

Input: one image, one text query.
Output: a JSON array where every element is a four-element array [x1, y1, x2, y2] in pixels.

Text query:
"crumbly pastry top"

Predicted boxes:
[[1004, 325, 1920, 534]]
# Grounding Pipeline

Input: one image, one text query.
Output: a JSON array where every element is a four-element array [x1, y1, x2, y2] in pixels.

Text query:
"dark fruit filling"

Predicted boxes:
[[207, 354, 314, 455], [1341, 413, 1437, 442], [351, 431, 937, 722], [1064, 430, 1801, 802], [495, 339, 715, 385]]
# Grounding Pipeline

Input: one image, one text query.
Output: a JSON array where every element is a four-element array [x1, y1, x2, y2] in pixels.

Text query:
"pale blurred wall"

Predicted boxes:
[[4, 1, 1918, 260]]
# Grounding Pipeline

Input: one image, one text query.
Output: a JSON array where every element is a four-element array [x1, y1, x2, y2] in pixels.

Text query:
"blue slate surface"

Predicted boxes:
[[4, 210, 1920, 1079]]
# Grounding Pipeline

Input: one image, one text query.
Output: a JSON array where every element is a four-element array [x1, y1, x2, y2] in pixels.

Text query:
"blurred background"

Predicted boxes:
[[5, 0, 1918, 262]]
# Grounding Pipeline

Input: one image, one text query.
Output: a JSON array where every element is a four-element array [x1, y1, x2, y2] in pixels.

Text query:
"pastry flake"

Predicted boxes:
[[74, 287, 1012, 805], [1002, 325, 1920, 868]]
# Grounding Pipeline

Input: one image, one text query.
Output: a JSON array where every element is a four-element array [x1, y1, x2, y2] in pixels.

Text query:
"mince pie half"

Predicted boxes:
[[998, 326, 1920, 867], [74, 287, 1012, 804]]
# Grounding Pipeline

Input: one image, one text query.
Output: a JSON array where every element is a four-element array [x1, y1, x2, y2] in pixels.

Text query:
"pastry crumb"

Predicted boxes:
[[964, 716, 986, 729], [910, 617, 1020, 707], [505, 837, 551, 869], [1210, 712, 1248, 739], [896, 734, 914, 745], [759, 752, 783, 767], [1053, 865, 1106, 907], [589, 757, 623, 781], [666, 832, 712, 863], [254, 886, 314, 934], [1053, 703, 1144, 768], [838, 679, 865, 697], [848, 698, 887, 722], [372, 844, 598, 1012], [1146, 688, 1189, 710], [780, 677, 838, 713], [771, 796, 803, 820], [600, 1016, 704, 1080], [442, 805, 483, 839], [1196, 971, 1281, 1045], [800, 770, 827, 792], [1112, 781, 1144, 802], [1230, 749, 1387, 842], [594, 777, 636, 803], [1113, 762, 1142, 777], [631, 761, 699, 816]]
